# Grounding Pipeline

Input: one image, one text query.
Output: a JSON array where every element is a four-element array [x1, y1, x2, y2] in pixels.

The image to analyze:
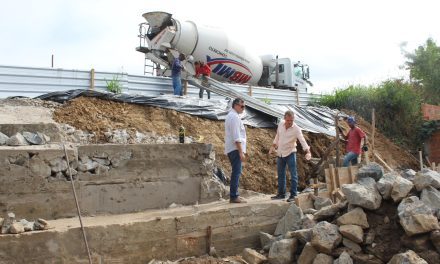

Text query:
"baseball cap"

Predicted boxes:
[[347, 116, 356, 124]]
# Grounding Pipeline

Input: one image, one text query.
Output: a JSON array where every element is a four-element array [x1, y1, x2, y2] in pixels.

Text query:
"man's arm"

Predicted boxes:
[[231, 117, 245, 161], [296, 127, 311, 154]]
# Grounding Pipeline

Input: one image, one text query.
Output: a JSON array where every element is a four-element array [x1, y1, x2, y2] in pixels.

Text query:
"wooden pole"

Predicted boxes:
[[328, 164, 336, 202], [372, 108, 375, 161], [248, 85, 252, 96], [335, 114, 340, 167], [90, 69, 95, 90], [296, 90, 300, 105], [51, 54, 54, 68], [419, 149, 423, 170], [183, 80, 188, 95]]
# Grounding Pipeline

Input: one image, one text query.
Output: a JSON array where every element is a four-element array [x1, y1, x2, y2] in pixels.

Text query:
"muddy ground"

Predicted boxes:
[[53, 97, 418, 194]]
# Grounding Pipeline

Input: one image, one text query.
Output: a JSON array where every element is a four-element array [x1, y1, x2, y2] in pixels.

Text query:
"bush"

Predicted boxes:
[[319, 80, 423, 149]]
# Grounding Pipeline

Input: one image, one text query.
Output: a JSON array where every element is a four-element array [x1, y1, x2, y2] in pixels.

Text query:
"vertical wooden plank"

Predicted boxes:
[[335, 114, 340, 167], [328, 164, 336, 202], [183, 80, 188, 95], [372, 108, 375, 161], [335, 167, 341, 189], [348, 166, 354, 183], [432, 162, 436, 170], [90, 69, 95, 90], [419, 149, 423, 170]]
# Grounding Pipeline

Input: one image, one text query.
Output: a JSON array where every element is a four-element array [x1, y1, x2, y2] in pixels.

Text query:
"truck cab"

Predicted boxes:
[[258, 57, 311, 91]]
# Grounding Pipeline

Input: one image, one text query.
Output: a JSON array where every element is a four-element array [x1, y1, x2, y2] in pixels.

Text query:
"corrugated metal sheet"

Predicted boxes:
[[0, 65, 319, 105]]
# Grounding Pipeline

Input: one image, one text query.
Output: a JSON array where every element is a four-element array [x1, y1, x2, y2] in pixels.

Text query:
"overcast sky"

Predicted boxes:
[[1, 0, 439, 93]]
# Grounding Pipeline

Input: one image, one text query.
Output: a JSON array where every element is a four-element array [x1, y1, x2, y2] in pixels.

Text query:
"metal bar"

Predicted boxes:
[[63, 144, 93, 264]]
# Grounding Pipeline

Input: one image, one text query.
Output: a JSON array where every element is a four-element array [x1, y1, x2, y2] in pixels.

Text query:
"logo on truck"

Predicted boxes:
[[206, 56, 252, 84]]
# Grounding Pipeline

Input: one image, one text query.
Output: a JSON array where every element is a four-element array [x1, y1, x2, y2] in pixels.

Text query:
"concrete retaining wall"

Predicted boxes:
[[0, 200, 288, 263], [0, 143, 223, 220]]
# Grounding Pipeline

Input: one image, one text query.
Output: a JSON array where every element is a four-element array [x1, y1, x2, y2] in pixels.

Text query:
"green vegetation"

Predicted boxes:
[[319, 38, 440, 150], [106, 75, 122, 94]]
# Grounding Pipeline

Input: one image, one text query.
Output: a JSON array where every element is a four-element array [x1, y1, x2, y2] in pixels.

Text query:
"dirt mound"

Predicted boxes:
[[53, 97, 418, 194]]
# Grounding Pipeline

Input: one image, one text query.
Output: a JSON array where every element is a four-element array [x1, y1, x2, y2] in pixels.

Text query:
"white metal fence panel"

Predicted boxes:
[[0, 65, 319, 106]]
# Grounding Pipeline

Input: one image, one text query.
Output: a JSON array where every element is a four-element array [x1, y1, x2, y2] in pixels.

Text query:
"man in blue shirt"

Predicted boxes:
[[171, 54, 186, 95]]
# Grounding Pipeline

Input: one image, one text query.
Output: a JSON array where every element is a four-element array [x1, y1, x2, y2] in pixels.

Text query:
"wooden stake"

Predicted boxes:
[[183, 80, 188, 95], [90, 68, 95, 90], [372, 108, 375, 161], [248, 85, 252, 96], [296, 90, 300, 105], [348, 166, 354, 183], [207, 226, 212, 254], [419, 150, 423, 170], [313, 178, 319, 196], [432, 162, 436, 170], [335, 114, 340, 167], [373, 152, 393, 172], [328, 164, 336, 202]]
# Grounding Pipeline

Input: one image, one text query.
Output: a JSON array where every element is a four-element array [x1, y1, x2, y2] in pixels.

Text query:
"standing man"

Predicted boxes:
[[171, 54, 186, 96], [225, 98, 247, 203], [194, 61, 212, 99], [340, 116, 368, 167], [269, 110, 311, 202]]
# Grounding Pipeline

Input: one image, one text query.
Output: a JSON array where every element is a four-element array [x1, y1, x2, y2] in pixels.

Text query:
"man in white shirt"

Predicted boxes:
[[269, 110, 311, 202], [225, 98, 247, 203]]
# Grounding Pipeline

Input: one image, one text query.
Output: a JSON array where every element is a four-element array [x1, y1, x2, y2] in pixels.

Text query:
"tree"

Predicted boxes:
[[403, 38, 440, 104]]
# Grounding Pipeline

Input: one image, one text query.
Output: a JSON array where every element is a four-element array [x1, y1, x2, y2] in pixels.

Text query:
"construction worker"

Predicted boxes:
[[269, 110, 311, 202], [171, 54, 186, 96], [224, 98, 247, 203], [340, 116, 368, 167], [194, 61, 211, 99]]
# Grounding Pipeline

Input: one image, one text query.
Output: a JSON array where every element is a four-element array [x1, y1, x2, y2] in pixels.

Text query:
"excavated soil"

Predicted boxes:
[[53, 97, 418, 194]]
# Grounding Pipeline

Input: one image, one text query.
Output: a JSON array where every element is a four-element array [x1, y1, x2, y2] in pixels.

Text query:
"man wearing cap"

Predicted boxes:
[[340, 116, 368, 167]]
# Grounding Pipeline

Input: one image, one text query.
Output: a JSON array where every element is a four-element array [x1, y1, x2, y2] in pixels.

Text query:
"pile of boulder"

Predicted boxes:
[[0, 131, 50, 146], [0, 212, 50, 235], [60, 124, 195, 145], [242, 165, 440, 264]]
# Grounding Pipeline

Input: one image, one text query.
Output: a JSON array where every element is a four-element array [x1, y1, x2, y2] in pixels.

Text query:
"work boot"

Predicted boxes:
[[229, 197, 247, 203], [271, 194, 286, 200], [286, 195, 296, 203]]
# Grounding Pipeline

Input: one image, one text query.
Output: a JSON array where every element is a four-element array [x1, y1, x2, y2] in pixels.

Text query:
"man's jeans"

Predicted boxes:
[[277, 152, 298, 197], [172, 76, 182, 95], [227, 150, 242, 199], [343, 151, 359, 167]]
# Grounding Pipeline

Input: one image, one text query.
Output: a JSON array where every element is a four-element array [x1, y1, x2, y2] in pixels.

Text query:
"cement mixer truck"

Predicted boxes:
[[136, 11, 311, 91]]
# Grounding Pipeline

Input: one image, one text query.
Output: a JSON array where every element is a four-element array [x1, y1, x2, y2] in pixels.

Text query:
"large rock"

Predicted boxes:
[[311, 221, 342, 254], [421, 186, 440, 218], [313, 196, 333, 210], [342, 238, 362, 253], [268, 238, 297, 264], [313, 201, 348, 221], [397, 196, 440, 236], [339, 225, 363, 243], [22, 131, 47, 145], [342, 177, 382, 210], [387, 250, 428, 264], [260, 232, 281, 252], [413, 169, 440, 191], [49, 158, 68, 173], [377, 172, 399, 199], [312, 253, 333, 264], [336, 207, 369, 229], [391, 176, 414, 202], [334, 251, 353, 264], [0, 132, 9, 145], [242, 248, 267, 264], [9, 222, 25, 234], [402, 169, 417, 181], [29, 156, 51, 178], [77, 156, 99, 172], [431, 230, 440, 253], [357, 162, 384, 181], [301, 214, 317, 229], [1, 212, 15, 234], [274, 203, 303, 235], [297, 242, 318, 264], [285, 228, 312, 243], [6, 132, 28, 146]]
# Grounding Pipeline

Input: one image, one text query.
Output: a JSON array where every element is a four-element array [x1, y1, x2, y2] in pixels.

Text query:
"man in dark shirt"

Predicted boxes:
[[171, 54, 185, 95]]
